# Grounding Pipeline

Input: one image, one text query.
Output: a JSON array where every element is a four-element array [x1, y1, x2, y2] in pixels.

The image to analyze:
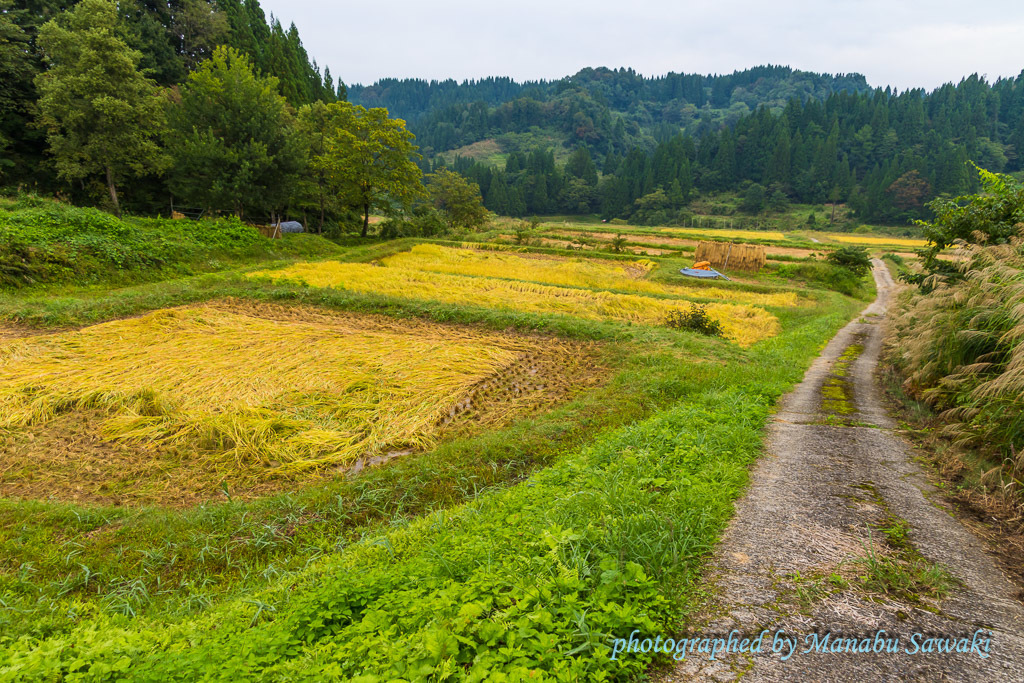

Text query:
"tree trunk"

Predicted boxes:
[[319, 196, 325, 235], [106, 166, 121, 217], [361, 203, 370, 237]]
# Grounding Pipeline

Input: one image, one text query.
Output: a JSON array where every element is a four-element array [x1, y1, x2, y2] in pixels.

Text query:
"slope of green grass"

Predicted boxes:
[[0, 195, 340, 289]]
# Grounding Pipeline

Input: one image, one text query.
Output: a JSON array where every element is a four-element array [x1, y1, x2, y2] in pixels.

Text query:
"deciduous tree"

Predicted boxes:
[[916, 166, 1024, 279], [34, 0, 167, 215], [322, 104, 422, 236], [426, 168, 489, 230], [296, 100, 350, 232], [887, 170, 931, 212]]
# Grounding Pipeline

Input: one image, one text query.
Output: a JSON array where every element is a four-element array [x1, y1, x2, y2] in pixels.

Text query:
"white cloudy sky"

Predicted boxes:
[[259, 1, 1024, 91]]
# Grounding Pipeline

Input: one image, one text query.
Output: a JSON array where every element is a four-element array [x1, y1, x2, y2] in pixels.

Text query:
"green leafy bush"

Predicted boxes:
[[378, 208, 448, 239], [664, 304, 724, 337], [826, 246, 871, 275], [881, 252, 905, 267], [776, 260, 869, 299]]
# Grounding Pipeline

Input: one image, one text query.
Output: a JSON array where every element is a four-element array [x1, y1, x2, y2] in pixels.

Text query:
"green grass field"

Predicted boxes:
[[0, 203, 871, 680]]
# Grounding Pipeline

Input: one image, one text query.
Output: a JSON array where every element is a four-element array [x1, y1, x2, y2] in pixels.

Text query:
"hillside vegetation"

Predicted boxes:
[[0, 196, 336, 287], [350, 66, 870, 153]]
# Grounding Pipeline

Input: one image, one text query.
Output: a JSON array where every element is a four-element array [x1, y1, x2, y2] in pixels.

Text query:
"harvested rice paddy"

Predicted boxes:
[[661, 227, 789, 241], [249, 258, 781, 346], [0, 301, 598, 504], [546, 229, 819, 258], [382, 244, 799, 308], [386, 243, 656, 288]]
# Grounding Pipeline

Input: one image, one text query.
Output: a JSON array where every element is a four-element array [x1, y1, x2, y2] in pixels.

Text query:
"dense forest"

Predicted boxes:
[[354, 69, 1024, 224], [3, 0, 1024, 229], [0, 0, 343, 207]]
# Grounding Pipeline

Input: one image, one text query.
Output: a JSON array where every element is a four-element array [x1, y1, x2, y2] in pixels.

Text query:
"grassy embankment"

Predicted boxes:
[[0, 195, 336, 290]]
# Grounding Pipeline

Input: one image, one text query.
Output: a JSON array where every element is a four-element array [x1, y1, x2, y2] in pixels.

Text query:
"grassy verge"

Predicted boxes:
[[883, 236, 1024, 518]]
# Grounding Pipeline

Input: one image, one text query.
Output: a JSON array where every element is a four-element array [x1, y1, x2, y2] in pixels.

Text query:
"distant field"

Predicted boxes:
[[828, 234, 930, 247], [534, 221, 931, 255], [440, 138, 507, 166], [386, 244, 800, 307], [540, 228, 821, 260], [660, 227, 789, 242]]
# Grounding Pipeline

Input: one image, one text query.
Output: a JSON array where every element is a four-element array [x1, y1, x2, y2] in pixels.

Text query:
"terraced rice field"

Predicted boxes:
[[250, 247, 784, 346], [547, 229, 820, 258], [0, 302, 596, 502], [660, 227, 789, 241], [385, 245, 799, 307], [389, 244, 657, 287]]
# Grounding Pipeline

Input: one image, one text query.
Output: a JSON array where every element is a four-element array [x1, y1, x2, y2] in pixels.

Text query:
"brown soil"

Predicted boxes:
[[0, 410, 291, 507], [550, 229, 696, 249], [0, 300, 606, 507], [0, 325, 54, 340], [494, 235, 674, 257], [491, 236, 673, 258]]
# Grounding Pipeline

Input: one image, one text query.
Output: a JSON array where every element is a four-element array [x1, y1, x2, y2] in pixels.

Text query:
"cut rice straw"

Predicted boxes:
[[0, 303, 590, 473]]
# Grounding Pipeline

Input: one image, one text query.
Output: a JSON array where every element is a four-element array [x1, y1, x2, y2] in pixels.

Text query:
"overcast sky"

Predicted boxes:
[[259, 1, 1024, 91]]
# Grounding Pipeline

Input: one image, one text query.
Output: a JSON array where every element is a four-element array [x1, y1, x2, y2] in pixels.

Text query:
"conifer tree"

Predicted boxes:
[[165, 46, 303, 218], [565, 145, 598, 185]]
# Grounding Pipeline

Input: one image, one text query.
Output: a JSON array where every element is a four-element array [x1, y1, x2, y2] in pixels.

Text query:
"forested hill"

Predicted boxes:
[[5, 2, 1024, 229], [348, 66, 871, 156], [352, 65, 1024, 226]]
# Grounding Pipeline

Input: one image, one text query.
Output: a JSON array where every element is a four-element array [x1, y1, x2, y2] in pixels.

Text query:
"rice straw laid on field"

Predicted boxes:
[[380, 244, 798, 307], [661, 228, 788, 241], [0, 303, 588, 472], [249, 261, 780, 346]]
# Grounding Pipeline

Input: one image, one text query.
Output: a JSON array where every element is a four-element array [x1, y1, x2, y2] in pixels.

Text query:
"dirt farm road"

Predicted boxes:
[[658, 260, 1024, 681]]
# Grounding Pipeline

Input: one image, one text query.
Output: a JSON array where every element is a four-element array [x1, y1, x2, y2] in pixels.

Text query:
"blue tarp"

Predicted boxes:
[[679, 268, 731, 280]]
